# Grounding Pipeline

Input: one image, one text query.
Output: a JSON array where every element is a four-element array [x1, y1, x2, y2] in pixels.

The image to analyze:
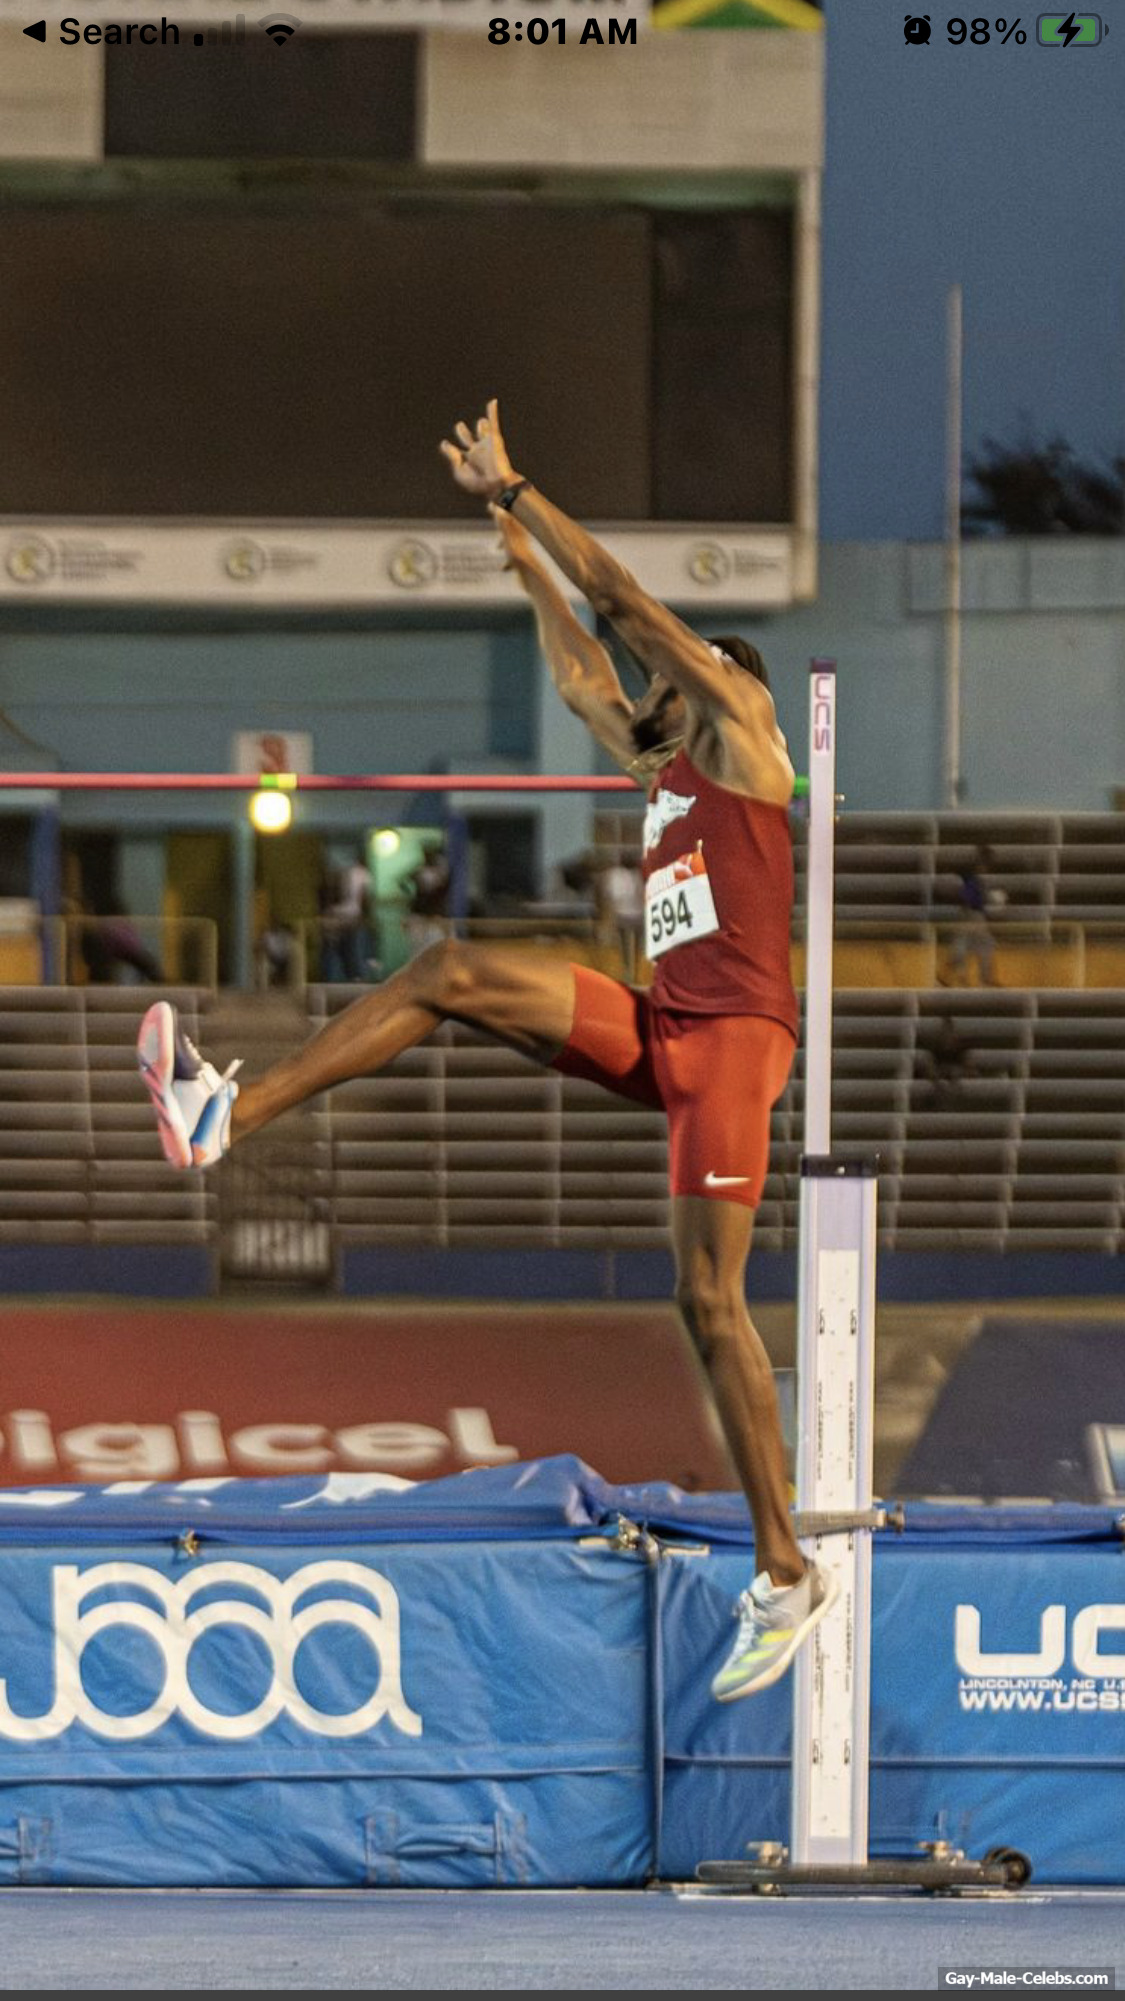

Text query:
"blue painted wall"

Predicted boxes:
[[705, 541, 1125, 814], [3, 540, 1124, 834], [0, 624, 538, 832]]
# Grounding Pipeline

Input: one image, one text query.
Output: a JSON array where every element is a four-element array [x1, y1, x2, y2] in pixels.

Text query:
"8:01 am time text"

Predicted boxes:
[[487, 16, 637, 40]]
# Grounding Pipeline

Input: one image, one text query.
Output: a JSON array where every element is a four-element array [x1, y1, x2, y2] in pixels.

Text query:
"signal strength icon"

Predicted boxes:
[[193, 15, 246, 43], [261, 13, 300, 42]]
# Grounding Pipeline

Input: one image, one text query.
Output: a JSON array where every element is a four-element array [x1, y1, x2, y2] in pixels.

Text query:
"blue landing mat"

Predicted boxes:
[[0, 1463, 1120, 1890]]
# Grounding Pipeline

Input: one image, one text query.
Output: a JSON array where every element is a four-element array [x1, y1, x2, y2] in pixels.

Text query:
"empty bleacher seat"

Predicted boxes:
[[0, 985, 216, 1249], [6, 896, 1125, 1259]]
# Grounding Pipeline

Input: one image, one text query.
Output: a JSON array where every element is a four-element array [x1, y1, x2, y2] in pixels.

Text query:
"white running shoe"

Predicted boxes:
[[711, 1560, 839, 1702], [137, 1001, 241, 1170]]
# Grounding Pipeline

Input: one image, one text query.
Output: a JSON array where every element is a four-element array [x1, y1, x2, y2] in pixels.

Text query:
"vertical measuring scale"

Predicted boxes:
[[791, 661, 878, 1868]]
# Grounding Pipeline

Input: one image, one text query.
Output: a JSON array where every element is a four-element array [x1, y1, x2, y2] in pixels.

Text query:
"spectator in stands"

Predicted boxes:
[[916, 1013, 978, 1109], [318, 849, 373, 983], [404, 838, 452, 956], [257, 919, 298, 990], [557, 849, 598, 903], [942, 843, 1002, 987], [74, 897, 164, 984], [593, 854, 644, 973]]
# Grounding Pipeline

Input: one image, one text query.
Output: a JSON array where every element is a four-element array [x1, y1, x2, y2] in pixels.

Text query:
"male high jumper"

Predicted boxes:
[[137, 401, 835, 1700]]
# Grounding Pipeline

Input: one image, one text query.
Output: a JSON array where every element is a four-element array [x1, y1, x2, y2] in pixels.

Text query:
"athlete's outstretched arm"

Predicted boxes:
[[440, 399, 749, 723], [495, 509, 638, 775]]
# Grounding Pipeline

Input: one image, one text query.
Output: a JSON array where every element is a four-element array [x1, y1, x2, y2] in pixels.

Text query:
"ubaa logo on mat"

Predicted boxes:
[[0, 1561, 422, 1744]]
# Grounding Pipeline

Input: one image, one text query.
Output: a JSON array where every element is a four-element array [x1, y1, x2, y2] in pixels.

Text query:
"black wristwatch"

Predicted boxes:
[[494, 478, 532, 512]]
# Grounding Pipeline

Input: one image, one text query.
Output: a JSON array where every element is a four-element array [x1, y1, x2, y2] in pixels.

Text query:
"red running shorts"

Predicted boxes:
[[552, 964, 795, 1209]]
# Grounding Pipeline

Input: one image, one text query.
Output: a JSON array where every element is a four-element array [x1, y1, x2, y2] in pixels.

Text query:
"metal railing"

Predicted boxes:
[[1, 907, 1118, 996], [0, 916, 219, 990], [283, 908, 641, 993]]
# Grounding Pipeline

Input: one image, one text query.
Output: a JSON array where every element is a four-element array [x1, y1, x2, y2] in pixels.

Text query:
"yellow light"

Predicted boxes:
[[373, 828, 401, 857], [250, 788, 293, 835]]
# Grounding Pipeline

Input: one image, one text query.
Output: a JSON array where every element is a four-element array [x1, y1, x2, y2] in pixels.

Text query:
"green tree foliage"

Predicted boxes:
[[964, 433, 1125, 535]]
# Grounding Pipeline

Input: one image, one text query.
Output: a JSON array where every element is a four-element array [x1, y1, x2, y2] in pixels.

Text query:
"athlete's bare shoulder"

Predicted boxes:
[[685, 683, 795, 807]]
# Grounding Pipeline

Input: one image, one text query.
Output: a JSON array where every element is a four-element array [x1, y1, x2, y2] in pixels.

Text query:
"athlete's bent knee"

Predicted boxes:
[[412, 937, 480, 1011], [674, 1280, 747, 1358]]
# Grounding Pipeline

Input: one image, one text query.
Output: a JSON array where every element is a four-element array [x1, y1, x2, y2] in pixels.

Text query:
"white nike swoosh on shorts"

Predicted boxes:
[[704, 1172, 752, 1188]]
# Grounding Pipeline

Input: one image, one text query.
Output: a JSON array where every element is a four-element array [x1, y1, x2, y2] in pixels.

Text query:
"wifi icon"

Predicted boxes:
[[261, 13, 299, 43]]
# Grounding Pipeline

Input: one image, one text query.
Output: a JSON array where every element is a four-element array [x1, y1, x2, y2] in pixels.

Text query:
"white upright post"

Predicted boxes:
[[803, 661, 836, 1159], [790, 661, 878, 1870], [790, 1162, 877, 1868]]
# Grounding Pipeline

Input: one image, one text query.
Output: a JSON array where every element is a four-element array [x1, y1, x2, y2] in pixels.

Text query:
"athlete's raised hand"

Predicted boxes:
[[440, 398, 517, 500]]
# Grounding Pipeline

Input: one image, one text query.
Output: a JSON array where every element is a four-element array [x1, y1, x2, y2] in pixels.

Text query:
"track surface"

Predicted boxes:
[[0, 1887, 1121, 1990]]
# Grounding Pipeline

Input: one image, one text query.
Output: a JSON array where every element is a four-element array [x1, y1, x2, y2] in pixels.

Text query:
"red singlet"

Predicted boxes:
[[553, 752, 798, 1208], [642, 749, 798, 1037]]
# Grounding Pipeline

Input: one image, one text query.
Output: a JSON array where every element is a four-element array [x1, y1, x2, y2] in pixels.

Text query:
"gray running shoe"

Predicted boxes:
[[711, 1560, 839, 1702]]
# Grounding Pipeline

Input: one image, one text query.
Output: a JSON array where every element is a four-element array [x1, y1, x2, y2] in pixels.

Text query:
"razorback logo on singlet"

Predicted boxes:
[[643, 787, 696, 856]]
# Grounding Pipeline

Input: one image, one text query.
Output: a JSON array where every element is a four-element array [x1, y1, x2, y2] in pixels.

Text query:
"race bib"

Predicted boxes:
[[644, 847, 720, 961]]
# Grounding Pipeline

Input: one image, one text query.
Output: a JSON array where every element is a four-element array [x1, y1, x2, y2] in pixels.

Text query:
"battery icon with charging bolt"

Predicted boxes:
[[1037, 13, 1105, 44]]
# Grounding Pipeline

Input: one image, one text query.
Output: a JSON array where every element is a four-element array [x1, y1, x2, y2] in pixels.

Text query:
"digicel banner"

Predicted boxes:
[[0, 1303, 735, 1490]]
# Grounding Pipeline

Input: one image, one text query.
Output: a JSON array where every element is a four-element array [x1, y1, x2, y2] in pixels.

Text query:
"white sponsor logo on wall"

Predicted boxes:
[[0, 1405, 516, 1481]]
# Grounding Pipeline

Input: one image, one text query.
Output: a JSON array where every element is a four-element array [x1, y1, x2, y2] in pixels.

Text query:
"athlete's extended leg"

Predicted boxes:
[[672, 1194, 838, 1701], [233, 940, 577, 1141], [671, 1194, 802, 1587], [138, 940, 578, 1167]]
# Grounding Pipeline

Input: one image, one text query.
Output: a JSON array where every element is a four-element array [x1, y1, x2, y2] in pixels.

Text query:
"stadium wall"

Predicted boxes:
[[2, 542, 1123, 816]]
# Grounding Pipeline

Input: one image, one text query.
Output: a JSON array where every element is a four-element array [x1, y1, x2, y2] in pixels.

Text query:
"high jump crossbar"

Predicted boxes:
[[0, 772, 811, 797]]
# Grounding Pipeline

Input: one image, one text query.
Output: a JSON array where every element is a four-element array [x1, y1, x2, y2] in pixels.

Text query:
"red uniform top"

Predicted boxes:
[[641, 748, 798, 1038]]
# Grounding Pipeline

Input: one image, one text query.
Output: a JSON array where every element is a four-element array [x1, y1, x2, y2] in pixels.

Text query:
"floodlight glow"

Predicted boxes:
[[250, 788, 293, 834]]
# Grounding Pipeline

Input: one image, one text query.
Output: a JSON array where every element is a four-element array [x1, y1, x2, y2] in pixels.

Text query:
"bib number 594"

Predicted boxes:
[[649, 891, 693, 951], [644, 864, 720, 960]]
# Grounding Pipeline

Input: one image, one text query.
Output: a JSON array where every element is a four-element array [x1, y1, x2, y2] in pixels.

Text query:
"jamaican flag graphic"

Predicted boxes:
[[653, 0, 822, 29]]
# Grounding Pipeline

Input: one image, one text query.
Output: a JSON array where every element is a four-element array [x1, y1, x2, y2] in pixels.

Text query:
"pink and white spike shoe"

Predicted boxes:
[[137, 1001, 241, 1170]]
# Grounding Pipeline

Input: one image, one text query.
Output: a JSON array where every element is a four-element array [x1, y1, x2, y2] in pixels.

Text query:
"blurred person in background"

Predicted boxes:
[[593, 853, 644, 976], [916, 1013, 979, 1110], [256, 918, 298, 991], [318, 847, 373, 983], [138, 398, 834, 1708], [942, 842, 1002, 987], [73, 896, 164, 985], [554, 848, 597, 904], [404, 837, 452, 957]]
